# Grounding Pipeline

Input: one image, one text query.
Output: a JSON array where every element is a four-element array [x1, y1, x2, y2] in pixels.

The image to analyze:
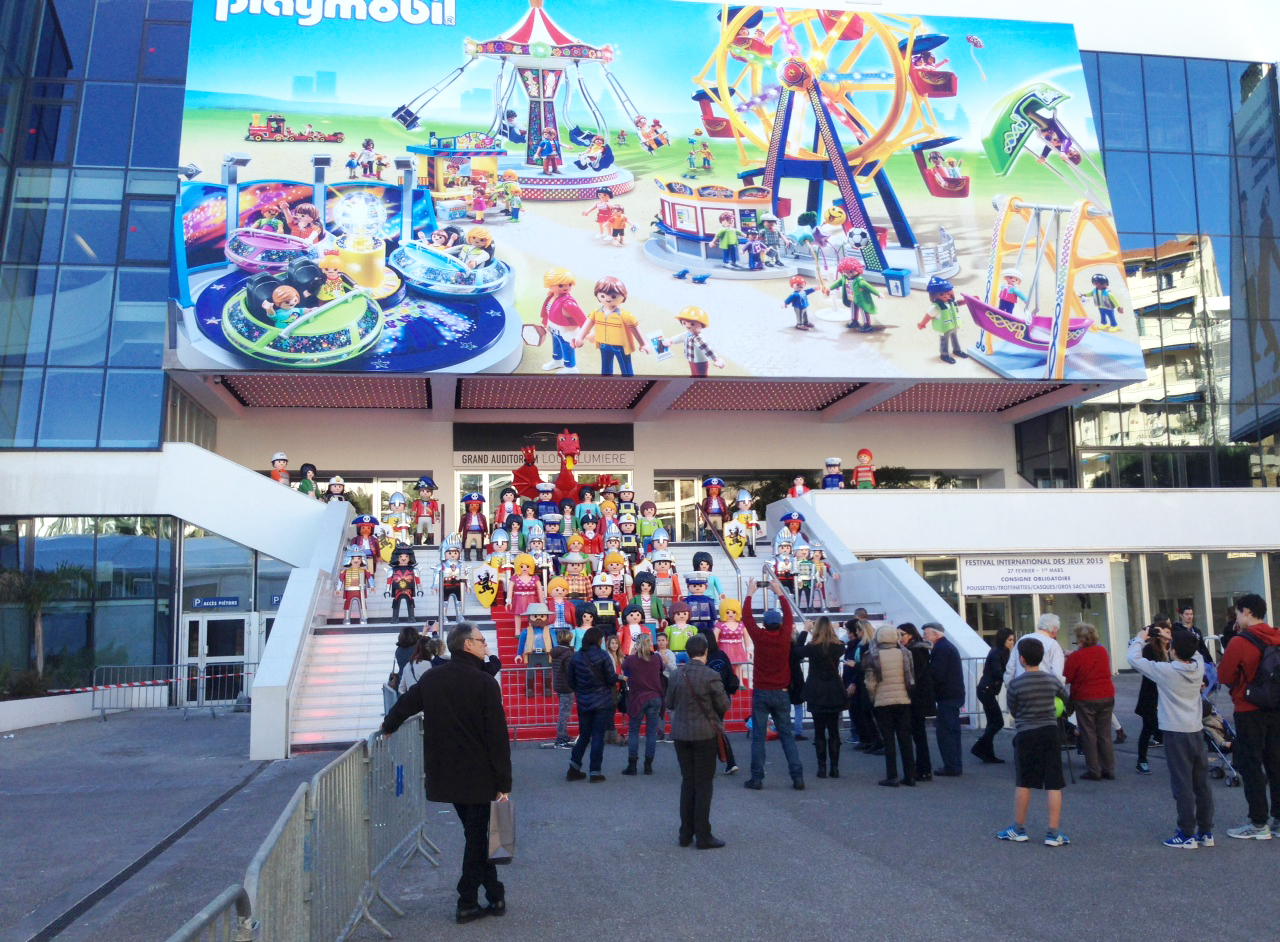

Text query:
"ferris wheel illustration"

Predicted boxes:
[[692, 7, 966, 272]]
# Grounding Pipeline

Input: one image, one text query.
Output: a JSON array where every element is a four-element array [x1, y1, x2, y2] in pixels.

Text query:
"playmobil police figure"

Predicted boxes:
[[270, 452, 290, 485], [852, 449, 877, 488], [822, 458, 845, 490], [324, 476, 348, 503]]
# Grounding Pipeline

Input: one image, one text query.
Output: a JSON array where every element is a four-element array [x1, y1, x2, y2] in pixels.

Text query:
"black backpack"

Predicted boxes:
[[1242, 631, 1280, 710]]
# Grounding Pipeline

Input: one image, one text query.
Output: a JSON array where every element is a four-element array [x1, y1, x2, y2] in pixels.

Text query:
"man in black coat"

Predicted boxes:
[[924, 623, 965, 777], [382, 622, 512, 924]]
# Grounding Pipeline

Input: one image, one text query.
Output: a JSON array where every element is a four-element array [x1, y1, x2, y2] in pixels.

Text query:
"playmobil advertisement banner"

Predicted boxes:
[[174, 0, 1146, 382]]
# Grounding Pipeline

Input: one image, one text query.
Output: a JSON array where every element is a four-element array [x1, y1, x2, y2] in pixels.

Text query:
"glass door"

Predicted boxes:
[[964, 596, 1010, 643], [180, 614, 253, 706]]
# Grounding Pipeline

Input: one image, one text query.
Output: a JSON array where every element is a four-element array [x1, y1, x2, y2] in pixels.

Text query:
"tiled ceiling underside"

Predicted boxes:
[[219, 375, 431, 408], [670, 381, 863, 411], [456, 378, 652, 410], [870, 382, 1067, 412]]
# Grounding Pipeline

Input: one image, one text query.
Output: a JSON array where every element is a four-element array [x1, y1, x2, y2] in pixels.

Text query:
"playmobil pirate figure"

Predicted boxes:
[[386, 544, 421, 623], [852, 449, 877, 489], [338, 549, 369, 625], [732, 489, 762, 558], [412, 476, 440, 545], [433, 534, 468, 622], [349, 515, 381, 585], [775, 511, 806, 552], [459, 492, 488, 561], [821, 458, 845, 490], [383, 491, 412, 547], [270, 451, 290, 485]]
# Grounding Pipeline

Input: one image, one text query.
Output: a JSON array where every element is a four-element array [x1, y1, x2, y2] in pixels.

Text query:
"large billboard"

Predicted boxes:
[[173, 0, 1145, 382]]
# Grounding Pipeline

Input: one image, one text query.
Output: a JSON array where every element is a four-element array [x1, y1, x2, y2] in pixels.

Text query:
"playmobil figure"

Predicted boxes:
[[573, 276, 648, 377], [664, 601, 695, 663], [536, 128, 562, 175], [540, 268, 586, 375], [541, 513, 568, 564], [504, 514, 524, 552], [684, 573, 716, 639], [534, 481, 558, 519], [716, 598, 752, 679], [732, 489, 762, 557], [651, 551, 681, 606], [315, 252, 349, 302], [793, 542, 815, 611], [345, 152, 359, 179], [946, 157, 963, 179], [810, 544, 838, 610], [524, 523, 555, 589], [374, 154, 389, 181], [429, 226, 463, 251], [495, 486, 521, 529], [339, 550, 369, 625], [701, 477, 729, 536], [578, 513, 604, 567], [383, 491, 412, 546], [827, 257, 880, 332], [927, 150, 949, 185], [744, 228, 766, 270], [486, 529, 514, 599], [603, 549, 632, 603], [691, 550, 726, 600], [822, 458, 845, 490], [772, 536, 796, 595], [712, 211, 746, 268], [574, 134, 607, 171], [270, 451, 289, 485], [545, 577, 578, 636], [918, 276, 969, 364], [250, 201, 286, 233], [637, 501, 663, 553], [558, 497, 578, 534], [469, 184, 488, 224], [586, 573, 621, 641], [559, 552, 591, 602], [262, 285, 302, 328], [666, 306, 725, 376], [412, 476, 440, 545], [617, 513, 641, 565], [507, 553, 546, 623], [459, 492, 488, 561], [349, 515, 381, 585], [434, 534, 468, 621], [458, 227, 494, 270], [324, 476, 347, 503], [277, 200, 323, 245], [297, 463, 319, 499], [787, 476, 810, 499], [852, 448, 876, 488], [1090, 273, 1124, 331], [759, 212, 786, 266], [515, 602, 554, 697], [386, 544, 421, 623], [783, 275, 817, 331], [648, 527, 672, 561], [775, 511, 806, 551], [573, 485, 600, 530], [629, 571, 666, 640], [582, 188, 614, 240], [998, 268, 1028, 314], [699, 142, 714, 169], [358, 138, 375, 176], [616, 486, 638, 519], [609, 205, 629, 246], [506, 185, 522, 222]]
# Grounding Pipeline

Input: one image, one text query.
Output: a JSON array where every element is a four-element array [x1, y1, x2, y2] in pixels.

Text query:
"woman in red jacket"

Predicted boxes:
[[1063, 623, 1116, 781]]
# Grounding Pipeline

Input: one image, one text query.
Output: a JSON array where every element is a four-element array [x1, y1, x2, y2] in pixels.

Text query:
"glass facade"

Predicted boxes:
[[1070, 54, 1280, 487], [0, 0, 183, 450]]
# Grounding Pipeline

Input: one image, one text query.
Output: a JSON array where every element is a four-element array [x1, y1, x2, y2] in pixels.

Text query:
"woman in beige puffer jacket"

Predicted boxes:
[[865, 624, 916, 786]]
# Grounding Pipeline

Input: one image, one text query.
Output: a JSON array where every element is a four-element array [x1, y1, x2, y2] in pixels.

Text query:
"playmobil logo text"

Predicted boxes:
[[213, 0, 456, 28]]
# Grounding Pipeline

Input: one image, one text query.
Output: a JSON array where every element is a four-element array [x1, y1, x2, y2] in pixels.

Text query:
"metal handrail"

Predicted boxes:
[[693, 503, 743, 602], [755, 563, 839, 624], [165, 886, 254, 942]]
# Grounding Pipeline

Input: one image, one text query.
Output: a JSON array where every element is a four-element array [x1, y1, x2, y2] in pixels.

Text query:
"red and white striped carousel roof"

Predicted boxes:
[[493, 0, 584, 47]]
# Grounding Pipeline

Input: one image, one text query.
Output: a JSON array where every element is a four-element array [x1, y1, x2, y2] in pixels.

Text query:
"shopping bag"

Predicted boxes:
[[488, 798, 515, 864]]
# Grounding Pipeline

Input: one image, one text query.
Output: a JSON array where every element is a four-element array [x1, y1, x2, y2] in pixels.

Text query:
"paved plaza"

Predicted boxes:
[[0, 674, 1267, 942]]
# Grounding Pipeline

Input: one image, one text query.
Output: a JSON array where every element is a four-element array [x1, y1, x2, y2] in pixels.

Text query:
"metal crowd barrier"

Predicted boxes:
[[168, 716, 436, 942], [90, 663, 257, 720]]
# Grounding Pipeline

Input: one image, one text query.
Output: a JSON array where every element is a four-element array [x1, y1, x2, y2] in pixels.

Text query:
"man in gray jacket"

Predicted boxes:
[[666, 634, 730, 849]]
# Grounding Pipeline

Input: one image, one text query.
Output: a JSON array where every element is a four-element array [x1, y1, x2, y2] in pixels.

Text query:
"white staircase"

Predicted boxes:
[[290, 630, 399, 748]]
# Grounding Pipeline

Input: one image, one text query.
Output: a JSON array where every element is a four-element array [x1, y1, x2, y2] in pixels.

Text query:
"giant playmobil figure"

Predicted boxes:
[[349, 515, 382, 586], [324, 476, 348, 503], [821, 458, 845, 489], [459, 491, 489, 561], [270, 452, 290, 486], [433, 533, 468, 622], [385, 544, 421, 623], [700, 477, 729, 537], [382, 491, 412, 549], [684, 573, 716, 639], [486, 529, 514, 604], [412, 476, 440, 545], [495, 485, 521, 530], [732, 488, 762, 558], [852, 449, 876, 489], [774, 511, 806, 552], [338, 549, 369, 625]]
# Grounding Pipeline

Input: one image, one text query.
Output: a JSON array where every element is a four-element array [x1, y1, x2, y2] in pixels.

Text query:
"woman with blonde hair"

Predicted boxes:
[[803, 616, 849, 777], [621, 631, 666, 775]]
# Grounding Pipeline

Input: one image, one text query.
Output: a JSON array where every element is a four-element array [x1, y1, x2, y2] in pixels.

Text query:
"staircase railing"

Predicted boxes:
[[694, 503, 743, 602]]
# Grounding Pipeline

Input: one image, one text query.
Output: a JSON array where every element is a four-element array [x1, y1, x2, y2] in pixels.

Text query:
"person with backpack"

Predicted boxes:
[[1218, 592, 1280, 839]]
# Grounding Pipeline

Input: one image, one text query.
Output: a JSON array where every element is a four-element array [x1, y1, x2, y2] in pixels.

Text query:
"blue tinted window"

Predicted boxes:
[[38, 368, 104, 446], [1150, 153, 1197, 235], [77, 83, 135, 166], [1143, 57, 1190, 153], [130, 84, 182, 168], [0, 368, 42, 446], [3, 167, 68, 265], [49, 267, 113, 365], [1079, 51, 1101, 139], [1194, 155, 1231, 236], [87, 0, 146, 80], [1102, 150, 1152, 233], [100, 369, 163, 446], [148, 0, 193, 17], [122, 198, 172, 263], [0, 266, 56, 365], [41, 0, 93, 80], [110, 268, 167, 366], [1186, 59, 1231, 155], [22, 101, 75, 162], [140, 20, 188, 80], [1097, 53, 1146, 151], [61, 169, 124, 264]]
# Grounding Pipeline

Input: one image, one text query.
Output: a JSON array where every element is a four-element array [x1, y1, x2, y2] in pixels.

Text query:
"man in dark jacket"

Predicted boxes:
[[924, 623, 965, 776], [382, 622, 511, 924], [666, 634, 730, 848]]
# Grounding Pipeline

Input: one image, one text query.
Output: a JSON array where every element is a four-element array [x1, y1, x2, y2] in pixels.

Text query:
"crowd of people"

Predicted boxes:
[[381, 591, 1280, 923]]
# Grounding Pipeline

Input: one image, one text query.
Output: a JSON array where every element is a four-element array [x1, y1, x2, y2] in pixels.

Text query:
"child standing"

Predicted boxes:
[[998, 637, 1070, 846], [609, 205, 629, 246], [550, 629, 576, 747], [1128, 628, 1213, 848], [1089, 273, 1125, 331], [918, 276, 968, 364], [665, 306, 725, 376], [783, 275, 816, 331]]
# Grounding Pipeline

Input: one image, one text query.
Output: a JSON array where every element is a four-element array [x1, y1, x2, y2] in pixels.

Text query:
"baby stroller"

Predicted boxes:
[[1202, 688, 1241, 787]]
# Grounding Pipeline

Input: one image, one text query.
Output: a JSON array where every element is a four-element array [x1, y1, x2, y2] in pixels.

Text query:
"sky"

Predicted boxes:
[[187, 0, 1097, 149]]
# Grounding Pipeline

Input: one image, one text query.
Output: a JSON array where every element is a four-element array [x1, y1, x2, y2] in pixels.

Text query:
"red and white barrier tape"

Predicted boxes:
[[48, 669, 253, 695]]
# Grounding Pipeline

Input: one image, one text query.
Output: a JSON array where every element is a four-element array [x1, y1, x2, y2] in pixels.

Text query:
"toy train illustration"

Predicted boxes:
[[245, 114, 345, 144]]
